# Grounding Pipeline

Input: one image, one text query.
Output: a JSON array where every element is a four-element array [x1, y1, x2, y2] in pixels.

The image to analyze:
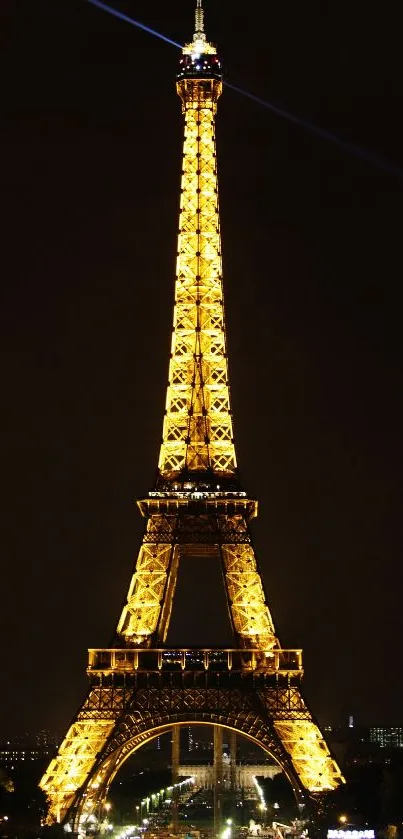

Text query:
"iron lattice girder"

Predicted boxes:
[[158, 78, 236, 478], [116, 503, 278, 648], [82, 672, 310, 713]]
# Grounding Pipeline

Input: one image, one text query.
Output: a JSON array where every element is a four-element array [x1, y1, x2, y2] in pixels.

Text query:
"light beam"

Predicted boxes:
[[87, 0, 403, 181], [87, 0, 182, 49], [225, 81, 403, 181]]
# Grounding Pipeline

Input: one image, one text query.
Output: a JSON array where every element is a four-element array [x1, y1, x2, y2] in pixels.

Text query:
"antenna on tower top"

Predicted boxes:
[[182, 0, 215, 56], [194, 0, 206, 41]]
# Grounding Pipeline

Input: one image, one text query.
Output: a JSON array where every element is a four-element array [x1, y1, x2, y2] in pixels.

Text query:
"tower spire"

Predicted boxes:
[[194, 0, 205, 40]]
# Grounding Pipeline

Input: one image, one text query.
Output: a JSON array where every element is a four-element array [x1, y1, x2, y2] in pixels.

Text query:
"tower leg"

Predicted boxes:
[[172, 725, 180, 835], [214, 725, 223, 836]]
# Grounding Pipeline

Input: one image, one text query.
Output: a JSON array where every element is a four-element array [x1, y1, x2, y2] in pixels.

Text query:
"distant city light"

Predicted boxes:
[[328, 832, 375, 839]]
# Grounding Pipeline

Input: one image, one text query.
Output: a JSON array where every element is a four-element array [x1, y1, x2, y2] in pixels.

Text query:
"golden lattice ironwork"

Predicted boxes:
[[274, 720, 342, 793], [158, 58, 235, 478], [40, 3, 344, 828], [40, 718, 116, 824], [116, 499, 279, 648], [117, 528, 178, 644]]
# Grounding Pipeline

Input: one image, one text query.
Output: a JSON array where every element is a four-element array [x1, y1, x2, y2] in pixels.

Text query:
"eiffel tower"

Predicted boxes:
[[40, 1, 344, 829]]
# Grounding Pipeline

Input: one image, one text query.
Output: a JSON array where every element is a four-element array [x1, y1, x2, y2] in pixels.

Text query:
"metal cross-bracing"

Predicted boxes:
[[39, 3, 345, 828]]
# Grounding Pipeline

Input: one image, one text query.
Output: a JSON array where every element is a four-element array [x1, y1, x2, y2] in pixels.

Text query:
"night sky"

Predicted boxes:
[[1, 0, 402, 741]]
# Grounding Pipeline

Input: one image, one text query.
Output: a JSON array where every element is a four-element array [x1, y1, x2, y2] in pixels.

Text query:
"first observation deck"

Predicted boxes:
[[88, 647, 303, 677]]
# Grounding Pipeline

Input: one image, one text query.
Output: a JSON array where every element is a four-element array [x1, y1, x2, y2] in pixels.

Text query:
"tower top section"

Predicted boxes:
[[182, 0, 218, 58], [177, 0, 222, 89]]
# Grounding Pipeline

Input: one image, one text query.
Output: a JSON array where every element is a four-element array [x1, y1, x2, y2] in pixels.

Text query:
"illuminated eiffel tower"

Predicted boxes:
[[40, 1, 344, 829]]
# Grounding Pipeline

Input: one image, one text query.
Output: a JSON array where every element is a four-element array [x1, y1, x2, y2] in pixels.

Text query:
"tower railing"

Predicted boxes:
[[87, 647, 303, 676]]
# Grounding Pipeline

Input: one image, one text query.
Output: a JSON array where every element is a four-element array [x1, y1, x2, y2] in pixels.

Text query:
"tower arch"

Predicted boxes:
[[73, 716, 306, 829]]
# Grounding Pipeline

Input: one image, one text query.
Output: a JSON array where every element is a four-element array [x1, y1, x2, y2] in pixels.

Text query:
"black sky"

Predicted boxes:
[[1, 0, 402, 740]]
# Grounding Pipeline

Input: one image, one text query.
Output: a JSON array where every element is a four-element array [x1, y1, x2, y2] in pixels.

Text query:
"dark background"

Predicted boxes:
[[1, 0, 402, 740]]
